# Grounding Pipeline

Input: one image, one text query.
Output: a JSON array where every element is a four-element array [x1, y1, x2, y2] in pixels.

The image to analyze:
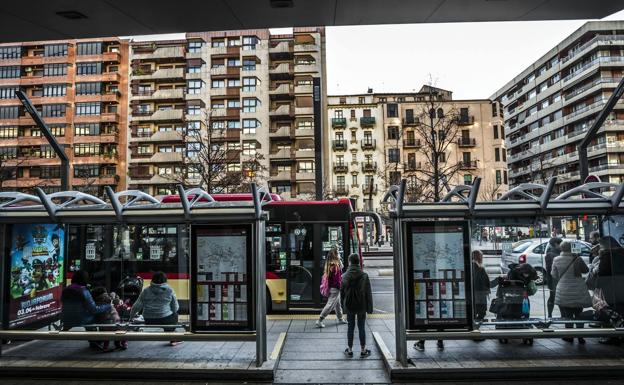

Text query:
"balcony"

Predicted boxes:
[[269, 104, 294, 118], [457, 137, 476, 147], [270, 170, 292, 181], [269, 125, 291, 138], [332, 118, 347, 128], [295, 171, 315, 181], [460, 160, 478, 169], [360, 117, 376, 127], [360, 139, 376, 150], [403, 138, 421, 148], [333, 162, 348, 174], [152, 88, 185, 100], [295, 127, 314, 137], [269, 41, 293, 55], [295, 106, 314, 115], [132, 45, 185, 60], [402, 118, 420, 126], [295, 84, 313, 94], [404, 161, 421, 171], [269, 83, 294, 97], [131, 108, 184, 122], [270, 148, 292, 159], [334, 185, 349, 195], [332, 139, 347, 151], [295, 43, 319, 52], [295, 149, 315, 159], [212, 128, 241, 142], [362, 184, 378, 194], [361, 162, 377, 173], [269, 63, 293, 78], [457, 115, 475, 125]]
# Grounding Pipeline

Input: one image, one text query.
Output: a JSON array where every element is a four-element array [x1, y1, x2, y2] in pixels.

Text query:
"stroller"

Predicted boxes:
[[115, 274, 144, 322], [492, 263, 538, 345]]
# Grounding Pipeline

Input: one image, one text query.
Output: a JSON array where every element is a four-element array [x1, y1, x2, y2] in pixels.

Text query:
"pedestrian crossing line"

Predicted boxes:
[[268, 313, 394, 320]]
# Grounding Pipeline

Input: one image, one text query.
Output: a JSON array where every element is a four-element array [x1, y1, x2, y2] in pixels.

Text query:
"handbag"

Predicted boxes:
[[592, 287, 609, 311], [320, 273, 330, 298], [489, 298, 499, 314]]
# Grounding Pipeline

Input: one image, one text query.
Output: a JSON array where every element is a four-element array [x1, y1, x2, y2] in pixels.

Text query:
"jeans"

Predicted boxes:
[[320, 288, 343, 320], [347, 313, 366, 349], [559, 306, 584, 329]]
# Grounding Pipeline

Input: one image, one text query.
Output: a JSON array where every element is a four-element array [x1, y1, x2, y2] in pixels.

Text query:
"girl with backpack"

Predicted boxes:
[[316, 249, 347, 328]]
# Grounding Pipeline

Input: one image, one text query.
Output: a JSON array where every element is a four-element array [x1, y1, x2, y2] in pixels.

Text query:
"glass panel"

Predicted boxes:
[[321, 224, 345, 264], [288, 223, 314, 303]]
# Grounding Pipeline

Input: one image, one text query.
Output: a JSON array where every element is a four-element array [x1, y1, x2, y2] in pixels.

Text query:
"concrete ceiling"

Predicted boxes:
[[1, 0, 622, 43]]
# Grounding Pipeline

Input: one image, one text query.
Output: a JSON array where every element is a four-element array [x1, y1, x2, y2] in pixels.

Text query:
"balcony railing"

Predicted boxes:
[[362, 184, 378, 194], [360, 117, 376, 126], [361, 162, 377, 173], [403, 138, 421, 148], [457, 137, 476, 147], [404, 161, 421, 171], [402, 118, 420, 125], [460, 160, 478, 169], [333, 162, 348, 173], [360, 139, 376, 150], [332, 117, 347, 128], [332, 139, 347, 151], [457, 115, 475, 125], [334, 185, 349, 195]]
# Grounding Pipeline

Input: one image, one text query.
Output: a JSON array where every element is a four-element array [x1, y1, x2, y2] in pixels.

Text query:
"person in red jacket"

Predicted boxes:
[[316, 249, 347, 328]]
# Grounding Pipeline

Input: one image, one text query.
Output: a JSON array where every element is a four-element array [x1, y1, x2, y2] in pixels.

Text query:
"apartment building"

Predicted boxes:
[[491, 21, 624, 194], [127, 27, 326, 198], [0, 38, 128, 194], [327, 86, 507, 211]]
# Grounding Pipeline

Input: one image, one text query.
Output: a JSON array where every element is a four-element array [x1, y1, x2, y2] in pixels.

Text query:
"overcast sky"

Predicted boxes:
[[130, 9, 624, 100]]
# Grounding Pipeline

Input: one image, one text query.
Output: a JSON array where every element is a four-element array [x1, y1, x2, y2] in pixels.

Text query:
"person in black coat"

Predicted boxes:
[[545, 237, 562, 318], [340, 253, 373, 358]]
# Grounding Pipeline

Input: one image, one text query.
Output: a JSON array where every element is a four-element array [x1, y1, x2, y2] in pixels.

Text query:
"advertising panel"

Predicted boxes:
[[7, 224, 65, 329], [406, 221, 472, 331], [191, 225, 253, 332]]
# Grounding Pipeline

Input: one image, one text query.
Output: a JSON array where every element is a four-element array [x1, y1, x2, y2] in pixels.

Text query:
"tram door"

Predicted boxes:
[[286, 222, 346, 309]]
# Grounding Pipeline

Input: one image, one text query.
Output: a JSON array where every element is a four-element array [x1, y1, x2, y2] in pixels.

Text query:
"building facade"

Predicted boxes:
[[327, 87, 507, 212], [0, 38, 129, 194], [491, 21, 624, 194], [127, 28, 326, 198]]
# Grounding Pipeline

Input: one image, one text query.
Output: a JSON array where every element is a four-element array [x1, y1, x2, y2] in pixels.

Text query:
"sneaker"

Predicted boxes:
[[360, 349, 371, 358], [437, 340, 444, 350], [169, 341, 183, 346], [414, 341, 425, 351], [315, 320, 325, 328], [562, 337, 574, 343], [337, 318, 348, 325], [344, 348, 353, 357], [578, 337, 586, 345]]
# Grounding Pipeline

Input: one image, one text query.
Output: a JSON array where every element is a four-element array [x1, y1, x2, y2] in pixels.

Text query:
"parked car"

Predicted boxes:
[[500, 238, 592, 285]]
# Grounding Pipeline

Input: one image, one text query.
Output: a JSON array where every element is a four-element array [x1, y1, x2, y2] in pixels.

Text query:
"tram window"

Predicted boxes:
[[266, 223, 288, 277], [320, 225, 344, 262], [128, 225, 178, 262], [350, 224, 361, 256]]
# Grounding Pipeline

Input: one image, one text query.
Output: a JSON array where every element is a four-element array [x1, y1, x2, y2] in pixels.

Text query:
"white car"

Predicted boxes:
[[500, 238, 592, 285]]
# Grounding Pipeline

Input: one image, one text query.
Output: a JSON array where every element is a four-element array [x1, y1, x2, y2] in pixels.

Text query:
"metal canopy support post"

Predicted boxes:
[[579, 76, 624, 180], [0, 224, 5, 357], [392, 179, 408, 366], [15, 90, 69, 191], [252, 183, 267, 366]]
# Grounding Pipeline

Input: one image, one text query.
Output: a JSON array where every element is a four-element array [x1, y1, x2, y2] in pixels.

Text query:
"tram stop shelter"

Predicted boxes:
[[374, 177, 624, 381], [0, 184, 284, 381]]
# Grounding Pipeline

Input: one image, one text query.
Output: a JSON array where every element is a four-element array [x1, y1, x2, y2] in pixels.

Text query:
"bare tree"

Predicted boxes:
[[479, 179, 505, 201], [164, 111, 267, 194]]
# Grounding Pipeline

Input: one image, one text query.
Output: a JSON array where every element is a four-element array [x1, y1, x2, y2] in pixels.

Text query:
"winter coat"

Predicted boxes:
[[596, 247, 624, 311], [130, 282, 179, 320], [552, 252, 591, 308], [340, 264, 373, 315], [61, 284, 112, 329], [328, 264, 342, 289], [94, 292, 121, 324], [472, 262, 491, 305], [544, 242, 561, 290]]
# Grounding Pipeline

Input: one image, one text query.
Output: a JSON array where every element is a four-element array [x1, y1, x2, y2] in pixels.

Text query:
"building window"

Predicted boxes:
[[359, 97, 365, 104], [0, 106, 18, 119], [242, 36, 258, 50], [243, 119, 260, 134], [75, 123, 101, 136], [0, 46, 21, 59], [464, 174, 473, 185], [227, 120, 241, 129], [298, 120, 313, 129], [352, 174, 358, 185], [50, 125, 65, 137], [0, 126, 18, 138], [0, 66, 20, 79], [0, 147, 17, 159], [75, 102, 101, 115], [74, 143, 100, 156], [496, 170, 502, 185], [504, 170, 508, 184], [43, 64, 67, 77], [387, 103, 398, 118], [243, 98, 259, 112], [388, 148, 400, 163], [495, 148, 501, 162], [212, 121, 225, 129], [493, 125, 499, 139], [137, 145, 151, 154], [188, 65, 202, 74], [74, 164, 99, 178], [242, 77, 257, 92], [242, 141, 257, 156], [43, 84, 66, 97], [387, 126, 399, 140], [502, 149, 507, 162], [187, 105, 201, 115], [188, 40, 203, 53], [76, 42, 102, 55], [298, 161, 315, 173], [438, 152, 446, 163], [211, 39, 225, 48], [227, 79, 241, 87], [228, 38, 241, 47], [212, 80, 225, 89], [44, 44, 68, 57], [334, 110, 343, 118], [0, 86, 18, 99], [339, 97, 346, 104], [76, 62, 102, 75], [227, 58, 241, 67], [242, 59, 256, 71], [76, 82, 102, 95], [187, 80, 203, 94], [42, 104, 66, 117]]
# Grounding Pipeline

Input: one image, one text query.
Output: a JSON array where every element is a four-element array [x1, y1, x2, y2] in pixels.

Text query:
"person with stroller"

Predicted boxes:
[[60, 270, 112, 350], [92, 287, 128, 350], [316, 249, 347, 328], [551, 240, 591, 344], [545, 237, 563, 318], [130, 271, 181, 346]]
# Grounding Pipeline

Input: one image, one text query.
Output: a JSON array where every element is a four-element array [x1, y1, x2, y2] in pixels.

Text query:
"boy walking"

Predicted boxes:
[[341, 253, 373, 357]]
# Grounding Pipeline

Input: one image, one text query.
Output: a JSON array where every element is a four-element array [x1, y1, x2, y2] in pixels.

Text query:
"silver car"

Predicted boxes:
[[500, 238, 592, 285]]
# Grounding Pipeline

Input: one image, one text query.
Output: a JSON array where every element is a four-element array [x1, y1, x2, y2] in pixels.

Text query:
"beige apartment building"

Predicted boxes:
[[0, 38, 129, 194], [127, 28, 326, 198], [327, 86, 508, 211]]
